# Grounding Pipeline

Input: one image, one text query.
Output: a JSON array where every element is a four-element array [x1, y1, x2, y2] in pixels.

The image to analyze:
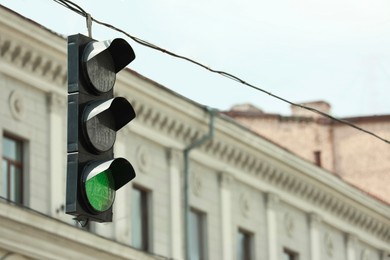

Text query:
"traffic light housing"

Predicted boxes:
[[66, 34, 136, 223]]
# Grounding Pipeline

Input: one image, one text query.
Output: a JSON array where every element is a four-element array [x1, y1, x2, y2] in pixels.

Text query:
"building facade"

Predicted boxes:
[[0, 5, 389, 260], [224, 101, 390, 204]]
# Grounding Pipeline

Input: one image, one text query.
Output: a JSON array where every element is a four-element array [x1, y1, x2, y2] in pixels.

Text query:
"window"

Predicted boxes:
[[131, 186, 150, 251], [237, 229, 253, 260], [314, 150, 322, 167], [189, 208, 207, 260], [1, 135, 24, 204], [283, 248, 299, 260]]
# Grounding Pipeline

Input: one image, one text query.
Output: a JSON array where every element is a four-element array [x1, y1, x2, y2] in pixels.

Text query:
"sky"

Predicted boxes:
[[1, 0, 390, 117]]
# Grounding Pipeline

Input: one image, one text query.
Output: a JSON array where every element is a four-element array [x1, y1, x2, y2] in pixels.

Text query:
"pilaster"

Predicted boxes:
[[309, 213, 322, 260], [220, 172, 234, 260], [168, 148, 183, 259], [346, 234, 357, 260], [266, 193, 280, 260], [47, 92, 65, 218]]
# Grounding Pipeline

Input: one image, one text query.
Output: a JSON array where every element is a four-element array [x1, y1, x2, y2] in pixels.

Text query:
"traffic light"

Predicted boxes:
[[66, 34, 136, 223]]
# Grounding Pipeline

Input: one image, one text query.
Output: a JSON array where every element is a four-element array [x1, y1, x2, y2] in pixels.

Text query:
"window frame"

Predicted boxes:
[[283, 248, 299, 260], [236, 228, 254, 260], [189, 207, 208, 260], [131, 185, 151, 252], [2, 134, 24, 204], [314, 150, 322, 167]]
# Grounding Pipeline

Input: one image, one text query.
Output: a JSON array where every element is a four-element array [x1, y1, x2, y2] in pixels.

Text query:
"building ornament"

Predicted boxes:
[[166, 148, 182, 169], [8, 90, 25, 121], [309, 213, 322, 228], [324, 232, 334, 258], [239, 192, 251, 218], [0, 33, 67, 88], [360, 249, 370, 260], [136, 145, 151, 174], [283, 212, 295, 238], [219, 172, 234, 189], [191, 171, 203, 197], [266, 192, 280, 210], [47, 92, 66, 113]]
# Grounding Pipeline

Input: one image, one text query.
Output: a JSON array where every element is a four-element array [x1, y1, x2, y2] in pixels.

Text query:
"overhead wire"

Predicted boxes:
[[53, 0, 390, 145]]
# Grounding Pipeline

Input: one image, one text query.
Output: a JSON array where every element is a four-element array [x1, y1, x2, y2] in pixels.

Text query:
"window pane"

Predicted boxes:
[[237, 230, 252, 260], [1, 159, 7, 198], [3, 137, 22, 161], [189, 209, 205, 260], [2, 136, 23, 204], [131, 188, 142, 248], [283, 249, 298, 260], [189, 211, 200, 260], [131, 187, 149, 251], [237, 231, 244, 260], [10, 165, 22, 204]]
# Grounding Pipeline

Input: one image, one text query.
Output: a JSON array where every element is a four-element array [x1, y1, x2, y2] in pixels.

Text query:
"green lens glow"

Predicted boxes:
[[85, 170, 115, 212]]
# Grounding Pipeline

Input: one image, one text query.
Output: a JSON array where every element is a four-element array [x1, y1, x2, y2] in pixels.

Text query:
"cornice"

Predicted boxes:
[[205, 137, 390, 244], [0, 23, 67, 93], [130, 97, 205, 147]]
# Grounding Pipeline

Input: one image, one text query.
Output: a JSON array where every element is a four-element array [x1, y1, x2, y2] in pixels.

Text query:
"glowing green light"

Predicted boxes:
[[85, 170, 115, 212]]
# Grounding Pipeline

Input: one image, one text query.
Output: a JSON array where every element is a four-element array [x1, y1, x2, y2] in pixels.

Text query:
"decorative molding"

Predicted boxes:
[[219, 173, 234, 189], [347, 234, 358, 245], [136, 145, 151, 174], [166, 148, 181, 163], [191, 171, 202, 197], [283, 212, 295, 238], [266, 193, 280, 210], [0, 252, 28, 260], [8, 90, 25, 121], [309, 213, 322, 228], [324, 232, 334, 258], [0, 32, 67, 88], [47, 92, 66, 113], [239, 192, 251, 218], [361, 249, 370, 260], [130, 99, 205, 148]]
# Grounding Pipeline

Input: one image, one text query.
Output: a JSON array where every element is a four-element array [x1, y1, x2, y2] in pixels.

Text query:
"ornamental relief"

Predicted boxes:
[[239, 192, 251, 218], [283, 212, 295, 238], [324, 232, 334, 258], [9, 90, 25, 121], [191, 171, 203, 197], [361, 249, 370, 260], [219, 173, 234, 189], [136, 145, 151, 174], [1, 35, 66, 85], [47, 92, 66, 113]]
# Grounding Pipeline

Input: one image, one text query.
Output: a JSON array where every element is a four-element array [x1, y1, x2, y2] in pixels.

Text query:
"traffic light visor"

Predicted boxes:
[[83, 97, 136, 153], [83, 38, 135, 73], [82, 38, 136, 93]]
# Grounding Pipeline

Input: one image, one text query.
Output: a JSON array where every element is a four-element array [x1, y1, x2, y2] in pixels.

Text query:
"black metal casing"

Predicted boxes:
[[66, 34, 136, 223]]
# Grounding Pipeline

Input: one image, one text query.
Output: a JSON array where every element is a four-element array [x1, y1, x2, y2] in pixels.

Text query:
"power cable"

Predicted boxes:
[[52, 0, 390, 145]]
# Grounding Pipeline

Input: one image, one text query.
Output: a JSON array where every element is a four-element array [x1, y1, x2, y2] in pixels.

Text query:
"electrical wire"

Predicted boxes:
[[52, 0, 390, 145], [52, 0, 86, 16]]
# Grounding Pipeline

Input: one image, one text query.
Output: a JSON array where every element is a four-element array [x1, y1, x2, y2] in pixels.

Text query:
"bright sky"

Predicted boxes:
[[1, 0, 390, 117]]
